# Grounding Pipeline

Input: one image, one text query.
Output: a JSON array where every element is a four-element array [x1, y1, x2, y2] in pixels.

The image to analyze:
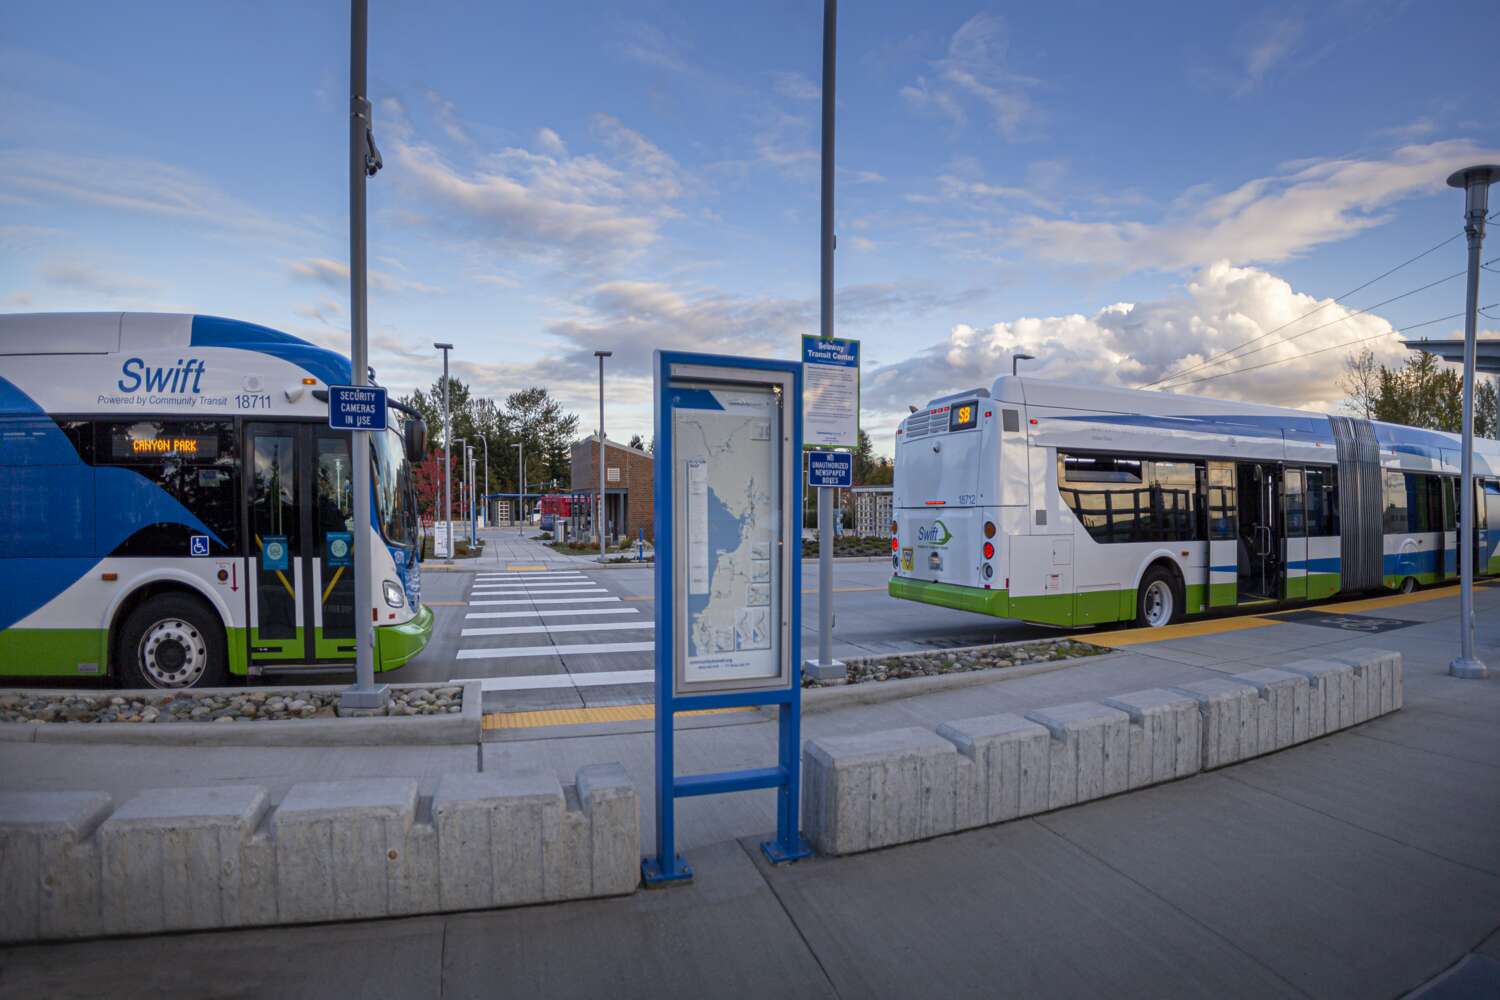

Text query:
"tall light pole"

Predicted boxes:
[[595, 350, 613, 561], [453, 437, 466, 545], [1012, 352, 1035, 377], [434, 342, 453, 557], [479, 434, 489, 531], [340, 0, 387, 713], [805, 0, 843, 684], [1447, 163, 1497, 680], [467, 442, 477, 546], [512, 440, 524, 523]]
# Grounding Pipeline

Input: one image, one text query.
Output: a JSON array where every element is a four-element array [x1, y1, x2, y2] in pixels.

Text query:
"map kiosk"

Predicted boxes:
[[643, 351, 813, 886]]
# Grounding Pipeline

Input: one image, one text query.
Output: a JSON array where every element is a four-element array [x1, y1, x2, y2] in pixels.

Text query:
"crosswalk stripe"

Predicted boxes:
[[455, 641, 654, 661], [470, 588, 608, 596], [457, 669, 655, 690], [469, 597, 622, 606], [476, 572, 585, 579], [461, 621, 655, 637], [465, 608, 640, 620]]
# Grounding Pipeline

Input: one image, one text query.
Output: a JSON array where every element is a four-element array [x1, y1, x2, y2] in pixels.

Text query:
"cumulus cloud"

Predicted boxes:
[[900, 13, 1037, 139], [1006, 140, 1500, 273], [862, 261, 1436, 447]]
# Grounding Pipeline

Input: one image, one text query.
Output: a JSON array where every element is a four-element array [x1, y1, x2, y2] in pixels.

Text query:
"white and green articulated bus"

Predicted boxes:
[[0, 312, 434, 687], [889, 377, 1500, 629]]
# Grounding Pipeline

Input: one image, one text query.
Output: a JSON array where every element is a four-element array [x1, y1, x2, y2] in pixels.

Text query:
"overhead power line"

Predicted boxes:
[[1161, 303, 1498, 389], [1138, 230, 1465, 389]]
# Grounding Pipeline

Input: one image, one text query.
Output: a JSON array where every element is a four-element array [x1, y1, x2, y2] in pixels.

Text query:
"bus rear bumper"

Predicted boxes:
[[888, 576, 1011, 616], [375, 604, 435, 672]]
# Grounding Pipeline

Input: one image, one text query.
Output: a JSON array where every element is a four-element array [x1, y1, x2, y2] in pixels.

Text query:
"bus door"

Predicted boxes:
[[246, 423, 360, 667], [1282, 467, 1307, 601], [1482, 479, 1500, 576], [1205, 461, 1238, 608], [1441, 478, 1458, 581], [246, 423, 309, 664], [1235, 462, 1283, 602]]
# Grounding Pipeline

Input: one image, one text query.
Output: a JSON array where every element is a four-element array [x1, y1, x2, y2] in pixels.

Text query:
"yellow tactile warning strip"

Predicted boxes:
[[1084, 580, 1496, 649], [506, 564, 548, 571], [1084, 616, 1275, 647], [483, 704, 752, 730]]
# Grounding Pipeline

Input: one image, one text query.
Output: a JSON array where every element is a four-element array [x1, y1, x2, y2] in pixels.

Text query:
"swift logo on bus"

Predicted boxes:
[[117, 358, 207, 394], [916, 520, 952, 546]]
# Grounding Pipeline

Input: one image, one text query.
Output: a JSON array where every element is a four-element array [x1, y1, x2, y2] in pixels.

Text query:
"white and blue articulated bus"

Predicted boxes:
[[890, 376, 1500, 629], [0, 312, 433, 688]]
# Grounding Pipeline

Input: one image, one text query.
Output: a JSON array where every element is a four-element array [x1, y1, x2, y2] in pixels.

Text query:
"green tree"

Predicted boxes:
[[1371, 351, 1463, 432], [852, 428, 877, 484], [504, 387, 580, 489], [1478, 378, 1499, 439]]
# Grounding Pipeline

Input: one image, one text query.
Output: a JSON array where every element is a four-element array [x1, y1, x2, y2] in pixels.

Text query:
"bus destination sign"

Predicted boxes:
[[328, 385, 388, 432]]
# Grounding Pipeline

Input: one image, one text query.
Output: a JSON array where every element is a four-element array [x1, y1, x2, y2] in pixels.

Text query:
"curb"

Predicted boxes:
[[0, 680, 483, 747], [801, 650, 1125, 715]]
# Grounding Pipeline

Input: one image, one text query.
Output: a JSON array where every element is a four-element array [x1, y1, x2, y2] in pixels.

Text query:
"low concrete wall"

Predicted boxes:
[[0, 764, 639, 943], [803, 648, 1402, 856]]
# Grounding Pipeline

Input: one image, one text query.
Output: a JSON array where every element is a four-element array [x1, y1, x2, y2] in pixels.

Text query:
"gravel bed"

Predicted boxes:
[[0, 686, 464, 725], [806, 638, 1104, 687]]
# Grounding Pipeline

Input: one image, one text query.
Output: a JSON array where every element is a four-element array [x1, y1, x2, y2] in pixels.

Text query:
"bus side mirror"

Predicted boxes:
[[405, 418, 429, 462]]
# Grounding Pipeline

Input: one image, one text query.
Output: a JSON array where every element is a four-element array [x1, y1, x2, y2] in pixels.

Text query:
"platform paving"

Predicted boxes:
[[1, 584, 1497, 997]]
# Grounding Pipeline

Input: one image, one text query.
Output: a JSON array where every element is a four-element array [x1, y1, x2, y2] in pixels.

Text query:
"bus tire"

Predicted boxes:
[[117, 594, 229, 690], [1398, 576, 1416, 595], [1135, 565, 1183, 629]]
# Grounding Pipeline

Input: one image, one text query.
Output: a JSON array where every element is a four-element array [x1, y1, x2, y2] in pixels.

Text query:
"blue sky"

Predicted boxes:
[[2, 1, 1496, 451]]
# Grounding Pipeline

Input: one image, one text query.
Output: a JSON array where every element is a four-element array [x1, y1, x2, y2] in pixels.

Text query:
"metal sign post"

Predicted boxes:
[[644, 350, 812, 887], [338, 0, 387, 714]]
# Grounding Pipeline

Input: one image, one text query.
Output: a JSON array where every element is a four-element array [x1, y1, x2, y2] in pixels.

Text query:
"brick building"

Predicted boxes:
[[569, 434, 654, 542]]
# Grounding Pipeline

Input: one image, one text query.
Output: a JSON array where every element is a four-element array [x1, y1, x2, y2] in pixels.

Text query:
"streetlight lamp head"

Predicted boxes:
[[595, 350, 613, 358], [1448, 165, 1500, 216], [433, 342, 453, 350], [1014, 353, 1036, 362]]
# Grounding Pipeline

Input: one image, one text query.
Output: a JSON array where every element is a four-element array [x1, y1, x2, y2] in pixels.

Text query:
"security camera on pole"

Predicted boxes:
[[1446, 163, 1497, 680]]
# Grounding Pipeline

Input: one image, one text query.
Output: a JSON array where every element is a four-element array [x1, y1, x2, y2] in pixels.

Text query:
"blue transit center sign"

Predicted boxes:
[[807, 450, 853, 488], [328, 384, 388, 431]]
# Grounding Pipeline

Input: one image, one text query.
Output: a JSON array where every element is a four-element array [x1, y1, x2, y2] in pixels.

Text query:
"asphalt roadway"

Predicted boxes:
[[396, 558, 1052, 713]]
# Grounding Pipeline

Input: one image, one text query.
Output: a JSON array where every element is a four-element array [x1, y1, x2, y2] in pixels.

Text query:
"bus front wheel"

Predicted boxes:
[[1135, 566, 1183, 629], [118, 595, 229, 690]]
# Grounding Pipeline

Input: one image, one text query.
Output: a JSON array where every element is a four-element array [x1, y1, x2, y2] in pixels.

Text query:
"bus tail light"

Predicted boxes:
[[983, 542, 995, 560]]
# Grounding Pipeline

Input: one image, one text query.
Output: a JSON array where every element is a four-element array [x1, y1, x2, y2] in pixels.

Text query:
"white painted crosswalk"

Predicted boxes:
[[454, 570, 654, 696]]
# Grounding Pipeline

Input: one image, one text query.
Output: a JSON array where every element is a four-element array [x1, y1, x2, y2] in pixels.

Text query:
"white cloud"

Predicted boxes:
[[900, 14, 1037, 139], [862, 261, 1436, 448], [0, 149, 306, 241], [771, 71, 820, 102], [287, 257, 442, 295], [1006, 140, 1500, 273], [535, 127, 567, 157], [1236, 14, 1304, 96], [41, 261, 164, 299]]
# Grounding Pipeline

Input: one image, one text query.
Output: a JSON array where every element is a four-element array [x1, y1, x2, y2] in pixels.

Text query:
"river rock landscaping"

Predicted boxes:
[[0, 686, 464, 725], [808, 638, 1105, 687]]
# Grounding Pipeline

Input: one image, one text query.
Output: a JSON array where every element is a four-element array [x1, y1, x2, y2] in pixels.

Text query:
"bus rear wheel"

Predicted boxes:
[[1135, 567, 1183, 629], [118, 595, 228, 690]]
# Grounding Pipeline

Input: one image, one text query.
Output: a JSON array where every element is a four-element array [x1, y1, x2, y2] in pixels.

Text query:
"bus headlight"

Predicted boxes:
[[382, 580, 405, 608]]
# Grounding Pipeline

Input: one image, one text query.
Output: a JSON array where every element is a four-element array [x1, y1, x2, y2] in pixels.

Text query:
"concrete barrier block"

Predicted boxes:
[[953, 754, 978, 830], [557, 785, 592, 901], [802, 728, 958, 855], [1334, 648, 1401, 715], [1279, 659, 1354, 738], [937, 714, 1051, 825], [432, 771, 562, 910], [0, 791, 111, 942], [273, 777, 419, 923], [1102, 689, 1203, 787], [98, 785, 268, 935], [577, 764, 638, 897], [1171, 679, 1259, 769], [1231, 669, 1310, 751], [239, 827, 277, 927], [1025, 702, 1131, 806]]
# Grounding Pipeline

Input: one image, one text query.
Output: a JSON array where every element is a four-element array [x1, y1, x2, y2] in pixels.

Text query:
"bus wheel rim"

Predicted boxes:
[[138, 619, 207, 688], [1144, 580, 1173, 627]]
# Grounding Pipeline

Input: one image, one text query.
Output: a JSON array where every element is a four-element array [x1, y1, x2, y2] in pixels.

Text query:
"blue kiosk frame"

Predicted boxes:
[[642, 350, 814, 886]]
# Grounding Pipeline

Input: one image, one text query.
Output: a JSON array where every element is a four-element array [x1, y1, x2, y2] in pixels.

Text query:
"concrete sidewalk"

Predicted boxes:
[[3, 586, 1498, 998]]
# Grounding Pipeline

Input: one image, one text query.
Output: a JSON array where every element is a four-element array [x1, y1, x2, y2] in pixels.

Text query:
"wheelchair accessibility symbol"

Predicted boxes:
[[190, 535, 210, 557]]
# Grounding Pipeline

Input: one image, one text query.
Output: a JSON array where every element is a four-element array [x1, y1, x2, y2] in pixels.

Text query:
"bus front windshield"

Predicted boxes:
[[373, 427, 415, 547]]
